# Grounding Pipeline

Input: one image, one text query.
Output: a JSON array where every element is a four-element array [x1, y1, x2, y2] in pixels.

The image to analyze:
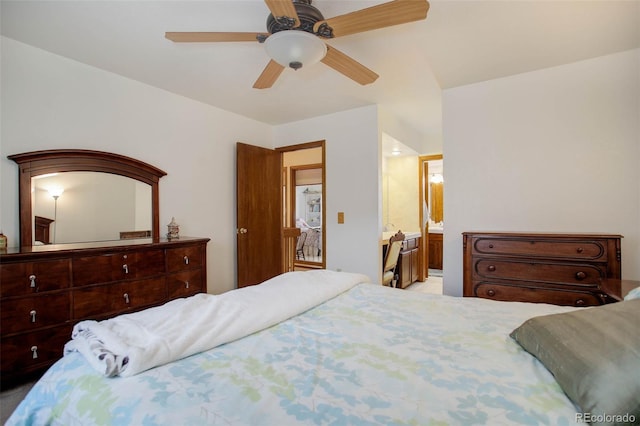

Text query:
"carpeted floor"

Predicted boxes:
[[405, 275, 443, 294], [1, 381, 35, 423]]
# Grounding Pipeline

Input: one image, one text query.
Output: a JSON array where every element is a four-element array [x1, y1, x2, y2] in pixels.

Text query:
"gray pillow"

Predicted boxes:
[[510, 300, 640, 426]]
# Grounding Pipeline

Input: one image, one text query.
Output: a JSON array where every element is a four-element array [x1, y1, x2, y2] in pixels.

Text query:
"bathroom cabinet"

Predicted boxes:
[[398, 236, 420, 289], [427, 233, 443, 270]]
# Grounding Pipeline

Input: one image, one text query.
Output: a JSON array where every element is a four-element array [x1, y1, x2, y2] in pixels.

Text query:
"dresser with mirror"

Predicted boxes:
[[0, 150, 210, 388]]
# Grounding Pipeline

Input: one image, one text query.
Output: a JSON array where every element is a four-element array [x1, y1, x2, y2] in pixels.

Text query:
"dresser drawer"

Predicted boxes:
[[1, 237, 209, 387], [1, 325, 72, 374], [168, 270, 203, 299], [474, 282, 605, 306], [472, 237, 607, 260], [1, 293, 70, 335], [73, 249, 165, 286], [73, 277, 167, 319], [167, 245, 205, 272], [473, 259, 604, 286], [0, 259, 71, 297]]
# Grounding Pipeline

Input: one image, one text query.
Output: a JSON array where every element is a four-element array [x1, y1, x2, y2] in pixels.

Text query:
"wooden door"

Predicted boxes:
[[236, 142, 282, 288]]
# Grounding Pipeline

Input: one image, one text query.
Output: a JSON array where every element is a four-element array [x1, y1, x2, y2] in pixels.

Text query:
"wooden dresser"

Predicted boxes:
[[0, 237, 209, 388], [463, 232, 622, 306]]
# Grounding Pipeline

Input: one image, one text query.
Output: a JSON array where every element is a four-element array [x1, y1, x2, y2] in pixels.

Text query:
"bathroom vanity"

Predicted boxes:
[[382, 231, 421, 289]]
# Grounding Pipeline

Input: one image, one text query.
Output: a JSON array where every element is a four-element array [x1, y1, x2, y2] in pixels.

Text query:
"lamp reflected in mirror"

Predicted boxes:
[[47, 186, 64, 243]]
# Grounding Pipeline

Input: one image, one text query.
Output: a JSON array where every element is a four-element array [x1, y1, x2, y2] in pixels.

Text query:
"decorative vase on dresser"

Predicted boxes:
[[463, 232, 622, 306]]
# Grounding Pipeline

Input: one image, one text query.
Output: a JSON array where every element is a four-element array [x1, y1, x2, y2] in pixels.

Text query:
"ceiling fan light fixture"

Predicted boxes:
[[264, 30, 326, 70]]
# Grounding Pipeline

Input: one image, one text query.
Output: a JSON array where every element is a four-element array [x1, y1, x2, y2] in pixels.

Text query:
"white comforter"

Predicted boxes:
[[64, 270, 369, 377]]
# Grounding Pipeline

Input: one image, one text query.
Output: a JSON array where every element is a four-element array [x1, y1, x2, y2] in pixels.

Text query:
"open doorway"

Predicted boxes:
[[235, 141, 325, 288], [291, 167, 322, 264], [280, 142, 325, 270], [419, 155, 444, 280]]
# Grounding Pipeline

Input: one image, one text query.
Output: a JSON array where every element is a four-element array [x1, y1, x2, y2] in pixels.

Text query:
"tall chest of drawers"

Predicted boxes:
[[0, 237, 209, 388], [463, 232, 622, 306]]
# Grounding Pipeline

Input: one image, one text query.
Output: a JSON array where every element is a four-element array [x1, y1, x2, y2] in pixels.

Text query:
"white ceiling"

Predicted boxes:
[[2, 0, 638, 148]]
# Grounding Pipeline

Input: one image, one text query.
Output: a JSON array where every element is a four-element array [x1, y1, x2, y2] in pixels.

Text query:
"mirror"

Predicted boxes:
[[32, 172, 152, 244], [426, 159, 443, 229], [9, 150, 166, 246]]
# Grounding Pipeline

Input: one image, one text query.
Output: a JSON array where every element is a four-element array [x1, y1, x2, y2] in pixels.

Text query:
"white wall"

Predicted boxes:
[[0, 37, 273, 294], [383, 155, 420, 233], [1, 37, 387, 292], [443, 49, 640, 295], [274, 106, 382, 283]]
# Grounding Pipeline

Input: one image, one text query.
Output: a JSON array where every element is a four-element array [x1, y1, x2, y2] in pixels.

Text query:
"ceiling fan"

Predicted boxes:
[[165, 0, 429, 89]]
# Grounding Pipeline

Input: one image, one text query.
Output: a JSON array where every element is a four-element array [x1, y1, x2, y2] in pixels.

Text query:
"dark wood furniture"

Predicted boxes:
[[8, 150, 166, 246], [34, 216, 54, 244], [428, 232, 443, 270], [120, 230, 152, 239], [601, 279, 640, 302], [398, 235, 421, 289], [0, 237, 209, 388], [463, 232, 622, 306]]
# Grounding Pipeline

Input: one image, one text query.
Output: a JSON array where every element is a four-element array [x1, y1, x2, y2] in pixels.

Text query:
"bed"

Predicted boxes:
[[6, 270, 639, 425]]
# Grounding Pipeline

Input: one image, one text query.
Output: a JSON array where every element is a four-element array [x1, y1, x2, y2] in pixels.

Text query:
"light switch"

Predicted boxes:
[[337, 212, 344, 224]]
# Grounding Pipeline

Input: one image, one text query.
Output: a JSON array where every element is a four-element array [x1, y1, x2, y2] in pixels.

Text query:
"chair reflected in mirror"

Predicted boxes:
[[382, 230, 405, 287]]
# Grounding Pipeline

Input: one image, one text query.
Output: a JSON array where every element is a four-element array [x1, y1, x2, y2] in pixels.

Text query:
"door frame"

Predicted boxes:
[[277, 140, 326, 269], [290, 163, 323, 266], [418, 154, 443, 280]]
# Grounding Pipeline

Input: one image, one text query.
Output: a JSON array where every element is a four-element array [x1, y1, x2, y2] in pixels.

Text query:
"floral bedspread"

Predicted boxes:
[[7, 283, 580, 425]]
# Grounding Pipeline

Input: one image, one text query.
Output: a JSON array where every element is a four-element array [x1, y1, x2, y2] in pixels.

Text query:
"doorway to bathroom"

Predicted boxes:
[[419, 155, 444, 280]]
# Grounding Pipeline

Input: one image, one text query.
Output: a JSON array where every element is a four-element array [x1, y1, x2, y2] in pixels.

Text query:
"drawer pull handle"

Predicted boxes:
[[487, 265, 496, 272], [185, 281, 190, 289], [487, 289, 496, 297], [123, 264, 129, 274], [183, 255, 189, 265], [575, 299, 585, 306], [577, 247, 584, 253], [31, 346, 38, 359], [124, 293, 130, 304], [30, 310, 37, 323], [575, 271, 586, 280], [488, 244, 494, 249], [29, 274, 36, 288]]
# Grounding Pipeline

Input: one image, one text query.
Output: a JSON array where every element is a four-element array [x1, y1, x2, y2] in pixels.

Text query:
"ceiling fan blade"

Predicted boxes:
[[253, 60, 286, 89], [314, 0, 429, 38], [165, 32, 267, 42], [264, 0, 300, 28], [321, 45, 379, 85]]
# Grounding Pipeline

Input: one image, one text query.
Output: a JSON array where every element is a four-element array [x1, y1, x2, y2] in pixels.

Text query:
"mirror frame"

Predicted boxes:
[[8, 149, 167, 246]]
